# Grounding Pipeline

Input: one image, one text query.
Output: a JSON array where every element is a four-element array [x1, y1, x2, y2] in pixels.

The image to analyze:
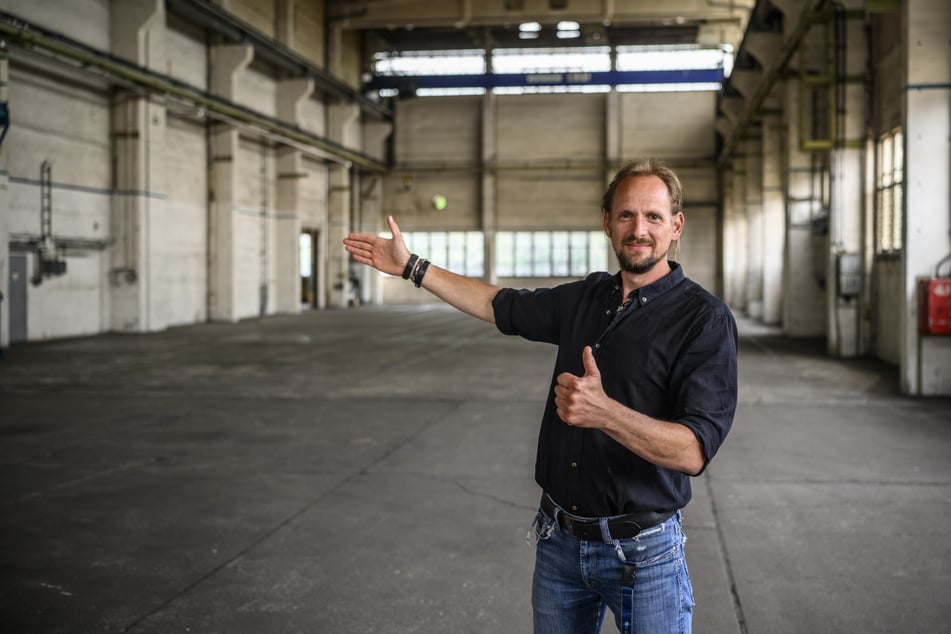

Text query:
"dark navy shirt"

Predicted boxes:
[[492, 262, 738, 517]]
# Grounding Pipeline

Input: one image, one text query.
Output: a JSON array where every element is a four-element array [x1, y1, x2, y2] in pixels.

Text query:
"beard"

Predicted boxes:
[[614, 240, 667, 275]]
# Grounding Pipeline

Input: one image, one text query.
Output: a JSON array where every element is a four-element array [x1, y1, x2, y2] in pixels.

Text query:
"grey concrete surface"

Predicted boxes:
[[1, 305, 949, 633]]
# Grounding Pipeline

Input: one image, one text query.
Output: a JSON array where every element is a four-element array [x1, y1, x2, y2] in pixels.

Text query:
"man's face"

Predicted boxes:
[[603, 175, 684, 275]]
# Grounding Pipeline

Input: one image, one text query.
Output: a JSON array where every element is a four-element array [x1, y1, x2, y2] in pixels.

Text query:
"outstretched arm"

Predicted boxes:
[[343, 215, 501, 324]]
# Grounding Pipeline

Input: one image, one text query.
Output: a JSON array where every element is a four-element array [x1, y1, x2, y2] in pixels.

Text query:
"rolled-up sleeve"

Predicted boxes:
[[492, 286, 566, 345], [670, 311, 738, 470]]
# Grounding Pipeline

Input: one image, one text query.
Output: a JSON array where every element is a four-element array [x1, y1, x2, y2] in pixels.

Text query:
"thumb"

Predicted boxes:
[[387, 215, 403, 241], [581, 346, 601, 378]]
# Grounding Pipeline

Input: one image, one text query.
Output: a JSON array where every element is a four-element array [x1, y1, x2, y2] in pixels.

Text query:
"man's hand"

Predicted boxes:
[[555, 346, 706, 475], [553, 346, 610, 428], [343, 215, 411, 277]]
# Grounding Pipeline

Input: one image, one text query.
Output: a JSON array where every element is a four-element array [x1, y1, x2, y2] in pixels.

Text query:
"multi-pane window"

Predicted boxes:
[[496, 231, 609, 277], [388, 230, 609, 278], [402, 231, 485, 277], [875, 129, 904, 253]]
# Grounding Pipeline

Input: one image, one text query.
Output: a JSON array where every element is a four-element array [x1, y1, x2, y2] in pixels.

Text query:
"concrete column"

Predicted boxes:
[[208, 44, 253, 321], [482, 92, 498, 285], [360, 120, 393, 303], [0, 41, 9, 351], [762, 110, 785, 325], [276, 0, 294, 48], [901, 0, 951, 395], [274, 78, 315, 314], [724, 162, 748, 311], [606, 89, 620, 171], [782, 29, 827, 337], [826, 3, 867, 357], [109, 0, 166, 333], [745, 135, 765, 319], [327, 103, 360, 308]]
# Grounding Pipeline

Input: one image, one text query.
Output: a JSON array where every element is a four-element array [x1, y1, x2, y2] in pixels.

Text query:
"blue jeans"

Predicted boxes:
[[531, 503, 694, 634]]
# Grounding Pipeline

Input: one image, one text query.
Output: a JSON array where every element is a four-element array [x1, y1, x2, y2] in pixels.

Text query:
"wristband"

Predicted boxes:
[[401, 254, 419, 279], [413, 259, 431, 288]]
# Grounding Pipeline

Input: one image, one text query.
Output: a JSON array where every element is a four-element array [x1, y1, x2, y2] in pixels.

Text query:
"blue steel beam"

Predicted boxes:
[[366, 69, 724, 91]]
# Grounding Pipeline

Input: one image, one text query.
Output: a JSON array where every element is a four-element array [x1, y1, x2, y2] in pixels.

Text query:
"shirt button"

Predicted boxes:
[[594, 343, 600, 349], [571, 462, 577, 468], [605, 309, 611, 315], [641, 297, 648, 303], [571, 505, 578, 512]]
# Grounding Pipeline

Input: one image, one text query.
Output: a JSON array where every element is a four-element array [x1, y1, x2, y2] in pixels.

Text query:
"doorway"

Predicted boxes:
[[9, 254, 27, 342], [299, 230, 319, 309]]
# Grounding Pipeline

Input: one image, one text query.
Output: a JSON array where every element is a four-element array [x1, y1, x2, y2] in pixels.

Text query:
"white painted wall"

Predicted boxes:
[[874, 256, 902, 364], [1, 0, 345, 343], [158, 115, 208, 327], [6, 64, 111, 341]]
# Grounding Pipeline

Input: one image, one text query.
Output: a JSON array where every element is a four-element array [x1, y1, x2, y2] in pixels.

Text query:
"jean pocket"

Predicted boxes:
[[530, 508, 558, 543], [618, 523, 681, 567]]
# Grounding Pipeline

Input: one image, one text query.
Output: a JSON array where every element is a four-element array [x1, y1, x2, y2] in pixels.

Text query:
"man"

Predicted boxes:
[[343, 159, 738, 633]]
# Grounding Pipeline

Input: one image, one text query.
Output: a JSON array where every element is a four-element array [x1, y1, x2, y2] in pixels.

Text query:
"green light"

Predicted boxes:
[[431, 194, 448, 211]]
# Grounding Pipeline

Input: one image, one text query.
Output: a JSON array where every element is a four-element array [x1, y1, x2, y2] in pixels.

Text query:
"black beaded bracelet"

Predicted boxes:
[[401, 254, 419, 279], [413, 259, 431, 288]]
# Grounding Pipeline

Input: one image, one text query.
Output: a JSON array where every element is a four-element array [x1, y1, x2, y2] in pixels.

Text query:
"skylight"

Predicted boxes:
[[368, 44, 732, 97], [491, 47, 611, 74]]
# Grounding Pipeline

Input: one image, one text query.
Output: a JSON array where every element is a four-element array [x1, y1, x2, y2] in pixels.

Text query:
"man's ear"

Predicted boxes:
[[602, 211, 611, 237], [672, 212, 685, 240]]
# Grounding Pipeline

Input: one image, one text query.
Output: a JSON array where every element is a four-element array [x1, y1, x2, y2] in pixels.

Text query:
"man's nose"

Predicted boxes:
[[631, 214, 649, 236]]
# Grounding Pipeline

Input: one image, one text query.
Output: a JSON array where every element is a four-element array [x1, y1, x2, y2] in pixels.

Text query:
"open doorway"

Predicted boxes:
[[299, 229, 319, 309]]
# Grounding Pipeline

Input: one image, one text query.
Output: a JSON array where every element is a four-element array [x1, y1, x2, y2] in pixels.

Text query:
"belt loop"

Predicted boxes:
[[598, 517, 612, 543], [542, 493, 561, 525]]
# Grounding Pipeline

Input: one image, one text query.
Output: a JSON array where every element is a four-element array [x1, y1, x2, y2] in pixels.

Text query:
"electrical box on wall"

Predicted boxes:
[[836, 253, 861, 299], [918, 278, 951, 335]]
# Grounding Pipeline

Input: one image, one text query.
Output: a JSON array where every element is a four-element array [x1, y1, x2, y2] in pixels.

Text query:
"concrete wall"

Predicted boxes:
[[380, 91, 721, 303], [0, 0, 356, 345]]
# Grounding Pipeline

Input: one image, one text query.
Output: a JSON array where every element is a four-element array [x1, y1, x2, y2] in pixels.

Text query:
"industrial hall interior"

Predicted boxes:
[[1, 0, 950, 632]]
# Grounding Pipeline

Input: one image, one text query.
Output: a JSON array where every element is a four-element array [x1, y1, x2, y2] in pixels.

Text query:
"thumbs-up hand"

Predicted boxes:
[[553, 346, 609, 428]]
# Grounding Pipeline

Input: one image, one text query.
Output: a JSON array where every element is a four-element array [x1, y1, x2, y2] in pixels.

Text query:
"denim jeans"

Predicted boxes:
[[531, 503, 694, 634]]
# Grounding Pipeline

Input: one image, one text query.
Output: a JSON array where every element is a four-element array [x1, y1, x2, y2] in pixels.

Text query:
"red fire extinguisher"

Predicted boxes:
[[919, 254, 951, 335]]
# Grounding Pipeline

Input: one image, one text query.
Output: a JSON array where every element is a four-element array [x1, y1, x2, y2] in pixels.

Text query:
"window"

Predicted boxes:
[[496, 231, 609, 277], [875, 129, 904, 253], [490, 46, 611, 74], [372, 49, 485, 76], [369, 45, 731, 97], [401, 231, 485, 277]]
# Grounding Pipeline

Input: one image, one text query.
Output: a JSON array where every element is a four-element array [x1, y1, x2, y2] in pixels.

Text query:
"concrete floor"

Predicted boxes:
[[1, 304, 950, 633]]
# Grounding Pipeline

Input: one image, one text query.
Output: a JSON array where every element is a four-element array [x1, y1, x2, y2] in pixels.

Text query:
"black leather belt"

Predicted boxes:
[[541, 494, 675, 541]]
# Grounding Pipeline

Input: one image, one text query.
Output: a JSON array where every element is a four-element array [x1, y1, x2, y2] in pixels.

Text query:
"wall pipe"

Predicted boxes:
[[0, 12, 388, 173]]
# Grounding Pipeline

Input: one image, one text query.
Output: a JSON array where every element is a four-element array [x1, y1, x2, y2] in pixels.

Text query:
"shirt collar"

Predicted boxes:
[[612, 261, 684, 306]]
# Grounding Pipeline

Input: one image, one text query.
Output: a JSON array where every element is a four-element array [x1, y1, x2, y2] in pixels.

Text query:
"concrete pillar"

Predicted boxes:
[[276, 0, 294, 48], [724, 161, 748, 311], [208, 44, 253, 321], [826, 3, 867, 358], [0, 41, 9, 351], [109, 0, 167, 333], [482, 92, 498, 285], [901, 0, 951, 395], [275, 78, 315, 314], [745, 135, 765, 319], [327, 103, 360, 308], [762, 110, 785, 325], [360, 119, 393, 304], [782, 28, 827, 337]]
